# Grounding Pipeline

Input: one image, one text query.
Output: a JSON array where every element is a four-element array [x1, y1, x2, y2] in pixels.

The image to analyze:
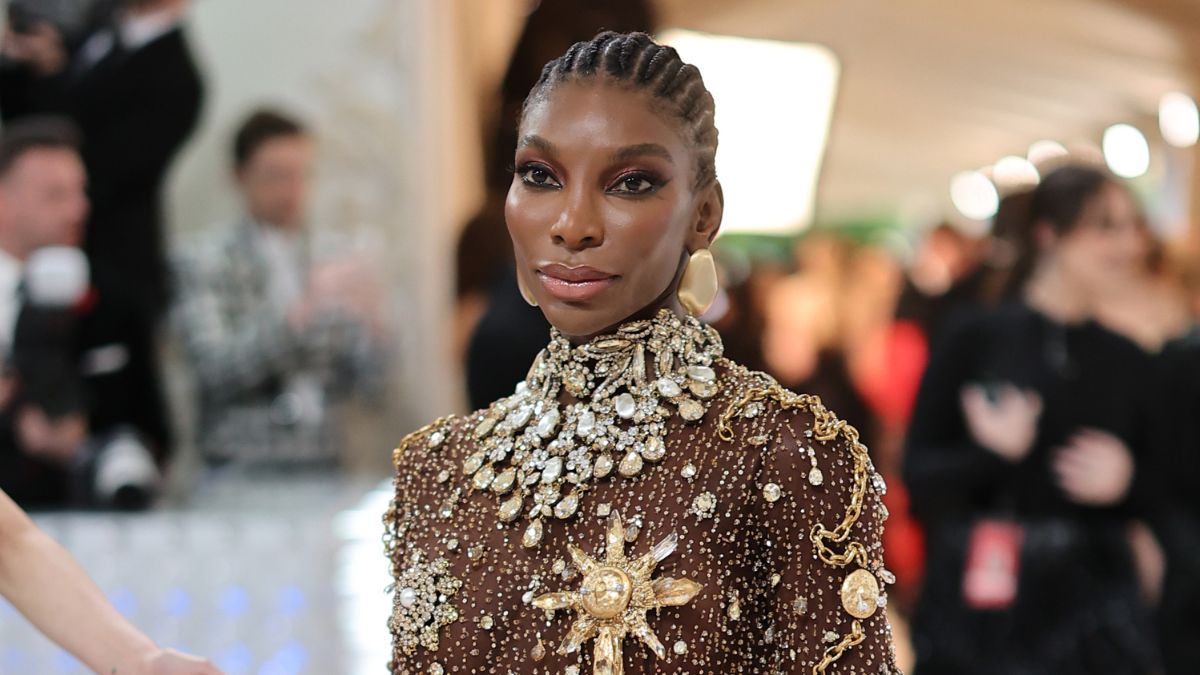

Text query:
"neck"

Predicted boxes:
[[1023, 258, 1091, 323]]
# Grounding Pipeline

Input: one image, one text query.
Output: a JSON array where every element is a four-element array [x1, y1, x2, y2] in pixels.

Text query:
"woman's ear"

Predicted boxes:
[[688, 180, 724, 251]]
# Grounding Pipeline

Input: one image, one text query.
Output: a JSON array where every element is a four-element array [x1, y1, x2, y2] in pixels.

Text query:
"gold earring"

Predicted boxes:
[[677, 248, 717, 316], [517, 273, 538, 307]]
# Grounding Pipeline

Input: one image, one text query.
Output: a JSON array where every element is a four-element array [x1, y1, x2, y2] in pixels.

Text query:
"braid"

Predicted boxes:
[[521, 31, 719, 188]]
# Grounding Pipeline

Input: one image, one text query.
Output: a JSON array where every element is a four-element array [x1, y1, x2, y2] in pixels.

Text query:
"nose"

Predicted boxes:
[[549, 187, 604, 251]]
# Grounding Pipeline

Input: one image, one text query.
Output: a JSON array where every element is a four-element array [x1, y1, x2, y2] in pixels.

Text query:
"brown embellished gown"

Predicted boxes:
[[385, 311, 899, 674]]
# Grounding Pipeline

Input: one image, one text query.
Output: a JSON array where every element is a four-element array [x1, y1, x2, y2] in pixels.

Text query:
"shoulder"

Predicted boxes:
[[717, 359, 888, 541], [716, 361, 868, 460], [716, 363, 896, 645], [391, 414, 470, 470], [141, 27, 202, 77]]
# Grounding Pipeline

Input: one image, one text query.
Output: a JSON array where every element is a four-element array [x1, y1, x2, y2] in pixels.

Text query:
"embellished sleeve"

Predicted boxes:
[[382, 416, 458, 669], [721, 384, 899, 674]]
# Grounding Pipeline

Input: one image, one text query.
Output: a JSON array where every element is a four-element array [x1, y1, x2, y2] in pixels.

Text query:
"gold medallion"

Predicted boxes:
[[840, 568, 880, 619]]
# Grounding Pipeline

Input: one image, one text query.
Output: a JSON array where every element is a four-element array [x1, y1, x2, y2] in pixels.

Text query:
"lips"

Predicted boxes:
[[537, 263, 617, 302]]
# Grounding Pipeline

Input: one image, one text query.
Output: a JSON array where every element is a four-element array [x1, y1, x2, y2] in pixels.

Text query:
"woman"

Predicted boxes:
[[0, 489, 221, 675], [384, 32, 897, 674], [1153, 330, 1200, 675], [903, 165, 1161, 674]]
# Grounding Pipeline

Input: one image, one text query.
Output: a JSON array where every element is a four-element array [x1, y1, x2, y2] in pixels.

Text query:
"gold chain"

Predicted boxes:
[[717, 383, 870, 566], [813, 620, 865, 674], [718, 382, 875, 671]]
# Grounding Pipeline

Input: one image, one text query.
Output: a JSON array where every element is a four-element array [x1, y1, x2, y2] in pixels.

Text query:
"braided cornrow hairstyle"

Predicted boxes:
[[521, 31, 719, 189]]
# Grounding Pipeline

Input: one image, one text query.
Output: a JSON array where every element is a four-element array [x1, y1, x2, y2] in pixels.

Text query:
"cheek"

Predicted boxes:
[[503, 187, 532, 260], [605, 199, 689, 262], [504, 186, 564, 258], [1062, 232, 1122, 273]]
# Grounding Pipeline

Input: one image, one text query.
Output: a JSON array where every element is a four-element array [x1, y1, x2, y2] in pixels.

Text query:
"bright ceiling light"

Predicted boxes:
[[1102, 124, 1150, 178], [1159, 92, 1199, 148], [659, 29, 839, 235], [1027, 140, 1069, 166], [992, 155, 1040, 189], [950, 170, 999, 220]]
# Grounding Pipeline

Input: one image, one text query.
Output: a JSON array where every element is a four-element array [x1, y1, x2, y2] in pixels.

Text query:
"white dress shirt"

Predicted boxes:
[[0, 248, 23, 359]]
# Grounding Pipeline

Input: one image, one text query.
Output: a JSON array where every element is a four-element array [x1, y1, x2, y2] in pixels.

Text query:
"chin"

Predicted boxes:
[[541, 303, 625, 341]]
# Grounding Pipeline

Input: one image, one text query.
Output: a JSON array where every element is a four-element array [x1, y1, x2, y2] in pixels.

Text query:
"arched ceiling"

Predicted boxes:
[[654, 0, 1198, 226]]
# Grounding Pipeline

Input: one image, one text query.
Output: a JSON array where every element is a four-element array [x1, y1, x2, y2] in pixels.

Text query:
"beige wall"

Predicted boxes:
[[164, 0, 527, 469]]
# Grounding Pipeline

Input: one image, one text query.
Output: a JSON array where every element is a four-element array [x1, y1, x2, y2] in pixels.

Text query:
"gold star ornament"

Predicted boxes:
[[532, 512, 704, 675]]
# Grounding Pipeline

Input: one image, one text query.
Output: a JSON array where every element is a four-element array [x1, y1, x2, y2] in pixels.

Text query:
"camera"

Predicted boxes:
[[83, 426, 161, 510]]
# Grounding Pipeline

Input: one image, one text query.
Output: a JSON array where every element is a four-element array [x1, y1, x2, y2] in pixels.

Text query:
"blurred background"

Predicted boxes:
[[2, 0, 1200, 673]]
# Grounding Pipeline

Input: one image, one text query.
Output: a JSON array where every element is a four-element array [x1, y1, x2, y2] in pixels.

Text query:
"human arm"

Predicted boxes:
[[725, 384, 899, 673], [0, 489, 221, 674]]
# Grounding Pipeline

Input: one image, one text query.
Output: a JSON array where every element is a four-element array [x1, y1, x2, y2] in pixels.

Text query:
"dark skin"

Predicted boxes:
[[506, 80, 724, 343]]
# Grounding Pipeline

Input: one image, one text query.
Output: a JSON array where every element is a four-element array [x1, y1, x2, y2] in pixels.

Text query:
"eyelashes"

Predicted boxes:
[[608, 171, 666, 196], [513, 162, 668, 197], [515, 162, 561, 189]]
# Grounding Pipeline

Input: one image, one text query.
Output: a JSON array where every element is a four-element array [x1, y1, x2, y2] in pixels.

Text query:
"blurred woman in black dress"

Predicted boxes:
[[1151, 326, 1200, 675], [904, 165, 1160, 674]]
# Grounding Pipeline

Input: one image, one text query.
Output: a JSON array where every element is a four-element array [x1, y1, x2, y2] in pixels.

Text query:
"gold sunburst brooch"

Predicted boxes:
[[532, 511, 703, 675]]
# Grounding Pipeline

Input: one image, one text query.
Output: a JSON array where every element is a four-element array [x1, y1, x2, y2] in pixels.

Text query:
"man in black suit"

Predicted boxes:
[[1, 0, 205, 456]]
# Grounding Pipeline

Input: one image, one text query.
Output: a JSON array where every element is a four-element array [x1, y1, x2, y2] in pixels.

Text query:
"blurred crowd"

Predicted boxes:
[[703, 167, 1200, 674], [0, 0, 389, 512]]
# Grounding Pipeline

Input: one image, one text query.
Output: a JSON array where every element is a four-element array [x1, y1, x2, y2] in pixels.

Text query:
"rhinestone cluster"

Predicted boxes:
[[463, 310, 723, 548]]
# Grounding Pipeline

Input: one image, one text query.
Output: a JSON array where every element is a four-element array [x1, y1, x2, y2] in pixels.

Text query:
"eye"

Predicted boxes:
[[517, 164, 561, 189], [608, 171, 660, 196]]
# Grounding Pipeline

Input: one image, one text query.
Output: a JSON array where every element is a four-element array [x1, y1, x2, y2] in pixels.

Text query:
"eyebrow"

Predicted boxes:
[[518, 134, 555, 154], [611, 143, 674, 164], [518, 135, 674, 165]]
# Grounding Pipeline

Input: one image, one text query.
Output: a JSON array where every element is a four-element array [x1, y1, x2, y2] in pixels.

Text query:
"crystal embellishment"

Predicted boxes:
[[615, 393, 637, 419], [594, 453, 615, 478], [466, 310, 724, 547], [523, 519, 544, 548], [692, 492, 717, 519], [618, 450, 644, 477], [389, 551, 462, 655], [656, 377, 683, 398], [763, 483, 782, 503], [641, 436, 666, 462]]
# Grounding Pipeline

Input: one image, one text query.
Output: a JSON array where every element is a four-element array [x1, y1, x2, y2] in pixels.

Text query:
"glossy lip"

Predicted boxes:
[[536, 263, 618, 302]]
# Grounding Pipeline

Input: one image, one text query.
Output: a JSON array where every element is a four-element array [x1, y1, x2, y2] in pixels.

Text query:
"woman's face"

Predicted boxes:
[[506, 80, 722, 341], [1051, 182, 1148, 295]]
